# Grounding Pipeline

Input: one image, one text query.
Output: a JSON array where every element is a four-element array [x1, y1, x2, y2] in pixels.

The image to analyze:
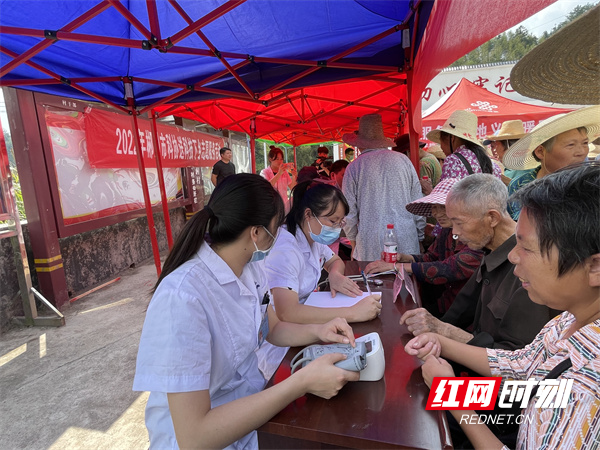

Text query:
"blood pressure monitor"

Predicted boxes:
[[290, 332, 385, 381], [356, 332, 385, 381]]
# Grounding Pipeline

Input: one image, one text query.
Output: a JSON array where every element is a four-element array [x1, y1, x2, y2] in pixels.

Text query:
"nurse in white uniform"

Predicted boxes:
[[266, 180, 382, 324], [133, 174, 359, 450]]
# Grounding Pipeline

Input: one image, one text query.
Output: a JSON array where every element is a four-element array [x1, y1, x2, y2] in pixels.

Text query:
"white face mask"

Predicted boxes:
[[249, 226, 278, 262]]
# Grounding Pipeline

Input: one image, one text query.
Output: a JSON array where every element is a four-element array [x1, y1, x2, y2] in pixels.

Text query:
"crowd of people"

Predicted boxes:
[[134, 6, 599, 449]]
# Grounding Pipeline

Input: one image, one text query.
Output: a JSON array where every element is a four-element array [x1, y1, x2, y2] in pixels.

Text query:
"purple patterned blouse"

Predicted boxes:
[[440, 145, 502, 180]]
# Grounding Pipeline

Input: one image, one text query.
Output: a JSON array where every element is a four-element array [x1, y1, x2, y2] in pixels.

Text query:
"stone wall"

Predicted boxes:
[[0, 225, 37, 333]]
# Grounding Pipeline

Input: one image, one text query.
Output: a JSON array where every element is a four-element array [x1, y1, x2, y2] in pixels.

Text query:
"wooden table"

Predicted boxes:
[[258, 261, 452, 449]]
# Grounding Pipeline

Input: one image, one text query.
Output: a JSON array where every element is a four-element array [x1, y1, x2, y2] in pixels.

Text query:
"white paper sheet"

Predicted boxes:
[[304, 291, 382, 308]]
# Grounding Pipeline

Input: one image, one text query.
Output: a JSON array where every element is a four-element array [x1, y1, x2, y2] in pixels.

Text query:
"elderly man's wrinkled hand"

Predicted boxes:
[[399, 307, 441, 336]]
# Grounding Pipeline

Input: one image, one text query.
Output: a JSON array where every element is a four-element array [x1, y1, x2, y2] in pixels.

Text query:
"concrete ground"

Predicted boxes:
[[0, 257, 160, 450]]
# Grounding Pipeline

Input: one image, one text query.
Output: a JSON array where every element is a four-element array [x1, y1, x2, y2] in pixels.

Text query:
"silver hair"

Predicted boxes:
[[447, 174, 509, 217]]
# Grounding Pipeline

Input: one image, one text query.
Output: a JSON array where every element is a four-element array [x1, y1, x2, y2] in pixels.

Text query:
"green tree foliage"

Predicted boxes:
[[1, 127, 25, 220], [451, 3, 596, 67], [253, 140, 336, 174], [253, 139, 296, 173], [10, 167, 26, 220], [539, 3, 595, 43], [295, 144, 320, 171]]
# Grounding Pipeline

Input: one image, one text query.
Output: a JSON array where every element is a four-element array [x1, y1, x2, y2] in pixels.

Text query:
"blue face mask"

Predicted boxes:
[[250, 226, 277, 262], [308, 214, 342, 245]]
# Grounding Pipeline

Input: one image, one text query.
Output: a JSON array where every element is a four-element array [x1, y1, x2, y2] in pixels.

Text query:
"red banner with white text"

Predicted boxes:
[[84, 108, 225, 169]]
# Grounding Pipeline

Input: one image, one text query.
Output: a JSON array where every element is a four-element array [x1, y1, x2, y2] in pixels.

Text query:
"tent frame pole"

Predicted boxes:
[[250, 133, 256, 174], [124, 78, 162, 276], [150, 110, 173, 249]]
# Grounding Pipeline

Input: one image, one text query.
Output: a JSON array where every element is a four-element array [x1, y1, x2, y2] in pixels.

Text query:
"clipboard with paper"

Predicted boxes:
[[393, 264, 418, 304]]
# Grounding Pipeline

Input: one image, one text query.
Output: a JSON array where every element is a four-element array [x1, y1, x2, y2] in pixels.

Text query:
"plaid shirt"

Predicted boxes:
[[488, 312, 600, 450]]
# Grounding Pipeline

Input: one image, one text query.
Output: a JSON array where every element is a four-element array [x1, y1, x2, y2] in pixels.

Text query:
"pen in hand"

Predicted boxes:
[[361, 270, 372, 296]]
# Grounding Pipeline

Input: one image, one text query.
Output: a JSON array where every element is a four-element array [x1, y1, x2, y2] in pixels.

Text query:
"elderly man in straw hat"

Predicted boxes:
[[503, 3, 600, 221], [503, 105, 600, 220], [341, 113, 425, 261], [427, 110, 502, 181]]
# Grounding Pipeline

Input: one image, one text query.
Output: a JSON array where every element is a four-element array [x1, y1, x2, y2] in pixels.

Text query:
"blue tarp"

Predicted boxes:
[[0, 0, 433, 106]]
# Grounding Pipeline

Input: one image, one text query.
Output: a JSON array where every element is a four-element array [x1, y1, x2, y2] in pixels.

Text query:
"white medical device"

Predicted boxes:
[[290, 332, 385, 382], [356, 332, 385, 381]]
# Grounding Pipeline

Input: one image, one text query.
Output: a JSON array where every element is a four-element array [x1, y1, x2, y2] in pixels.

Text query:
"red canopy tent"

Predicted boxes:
[[0, 0, 557, 292], [157, 73, 409, 146], [421, 78, 573, 142]]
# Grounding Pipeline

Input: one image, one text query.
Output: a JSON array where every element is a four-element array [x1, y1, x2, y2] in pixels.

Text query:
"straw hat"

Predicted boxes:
[[510, 4, 600, 105], [503, 105, 600, 170], [485, 120, 526, 141], [427, 144, 446, 160], [426, 110, 481, 148], [342, 114, 394, 149], [406, 178, 459, 217]]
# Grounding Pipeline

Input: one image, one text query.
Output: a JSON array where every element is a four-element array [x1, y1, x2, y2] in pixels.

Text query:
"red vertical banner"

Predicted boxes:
[[0, 116, 11, 217]]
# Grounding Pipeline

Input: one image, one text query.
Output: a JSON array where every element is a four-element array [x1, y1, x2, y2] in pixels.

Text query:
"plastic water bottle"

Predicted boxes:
[[383, 224, 398, 263]]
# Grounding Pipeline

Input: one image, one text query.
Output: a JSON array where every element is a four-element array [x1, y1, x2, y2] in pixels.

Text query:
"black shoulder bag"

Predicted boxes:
[[455, 152, 474, 175]]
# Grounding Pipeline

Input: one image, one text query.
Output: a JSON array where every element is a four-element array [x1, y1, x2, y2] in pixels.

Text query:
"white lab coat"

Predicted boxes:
[[265, 227, 334, 303], [133, 243, 270, 449]]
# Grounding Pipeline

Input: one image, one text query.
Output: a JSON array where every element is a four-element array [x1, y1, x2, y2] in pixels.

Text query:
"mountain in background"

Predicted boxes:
[[451, 3, 596, 67]]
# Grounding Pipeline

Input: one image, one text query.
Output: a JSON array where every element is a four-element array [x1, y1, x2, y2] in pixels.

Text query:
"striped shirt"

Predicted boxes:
[[488, 312, 600, 450]]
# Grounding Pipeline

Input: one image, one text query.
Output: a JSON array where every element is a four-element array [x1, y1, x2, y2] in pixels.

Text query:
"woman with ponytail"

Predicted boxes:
[[134, 174, 359, 450], [265, 180, 382, 325]]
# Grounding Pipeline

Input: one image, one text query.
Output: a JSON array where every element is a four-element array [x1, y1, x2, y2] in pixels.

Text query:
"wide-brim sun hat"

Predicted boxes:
[[503, 105, 600, 170], [510, 4, 600, 105], [342, 113, 394, 149], [485, 120, 527, 141], [426, 110, 482, 149], [406, 178, 460, 217]]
